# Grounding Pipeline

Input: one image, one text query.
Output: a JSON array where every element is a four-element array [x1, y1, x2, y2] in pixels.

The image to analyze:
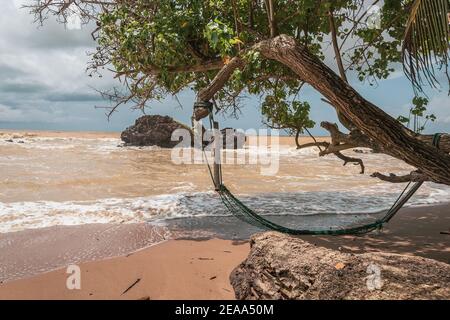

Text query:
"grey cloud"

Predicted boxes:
[[0, 81, 49, 94], [3, 2, 94, 50], [45, 92, 104, 102], [23, 22, 96, 50], [0, 64, 28, 78]]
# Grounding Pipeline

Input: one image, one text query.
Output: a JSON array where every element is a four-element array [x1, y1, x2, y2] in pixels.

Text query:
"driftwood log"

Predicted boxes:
[[230, 232, 450, 300]]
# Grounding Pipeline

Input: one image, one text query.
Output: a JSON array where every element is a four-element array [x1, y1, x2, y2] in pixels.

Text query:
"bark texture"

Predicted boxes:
[[230, 232, 450, 300], [254, 35, 450, 185]]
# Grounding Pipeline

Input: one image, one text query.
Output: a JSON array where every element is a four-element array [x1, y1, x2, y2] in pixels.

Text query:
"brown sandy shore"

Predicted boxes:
[[0, 203, 449, 300]]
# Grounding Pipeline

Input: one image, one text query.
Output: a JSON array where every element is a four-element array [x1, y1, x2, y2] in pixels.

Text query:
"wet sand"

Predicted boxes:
[[308, 203, 450, 263], [0, 237, 249, 300], [0, 203, 448, 300], [0, 223, 170, 283]]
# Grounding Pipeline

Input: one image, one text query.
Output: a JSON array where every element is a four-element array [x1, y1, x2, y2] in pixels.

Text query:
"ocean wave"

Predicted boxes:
[[0, 192, 214, 233], [0, 137, 169, 155], [1, 136, 450, 234], [1, 186, 449, 233]]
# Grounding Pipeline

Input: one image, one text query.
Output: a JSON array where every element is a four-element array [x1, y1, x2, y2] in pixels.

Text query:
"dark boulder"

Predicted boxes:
[[121, 115, 246, 149], [121, 115, 192, 148]]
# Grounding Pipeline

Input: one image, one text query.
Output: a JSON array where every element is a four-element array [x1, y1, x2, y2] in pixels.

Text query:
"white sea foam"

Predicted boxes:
[[0, 192, 213, 233], [1, 183, 449, 233]]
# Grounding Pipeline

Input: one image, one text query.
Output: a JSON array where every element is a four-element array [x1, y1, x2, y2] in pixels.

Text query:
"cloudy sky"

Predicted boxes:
[[0, 0, 449, 134]]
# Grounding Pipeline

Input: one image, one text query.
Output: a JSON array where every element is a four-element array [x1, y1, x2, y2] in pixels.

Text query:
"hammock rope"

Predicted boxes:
[[196, 102, 441, 235]]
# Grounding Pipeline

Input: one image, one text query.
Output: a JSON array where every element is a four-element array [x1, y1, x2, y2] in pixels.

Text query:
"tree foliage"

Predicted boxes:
[[402, 0, 450, 93], [262, 91, 315, 136], [397, 96, 436, 133], [28, 0, 449, 117]]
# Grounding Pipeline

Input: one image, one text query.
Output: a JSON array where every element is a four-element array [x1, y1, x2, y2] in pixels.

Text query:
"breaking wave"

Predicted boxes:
[[1, 185, 449, 233]]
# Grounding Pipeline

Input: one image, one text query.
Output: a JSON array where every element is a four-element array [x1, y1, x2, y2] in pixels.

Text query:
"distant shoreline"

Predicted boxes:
[[0, 128, 121, 139], [0, 128, 331, 139]]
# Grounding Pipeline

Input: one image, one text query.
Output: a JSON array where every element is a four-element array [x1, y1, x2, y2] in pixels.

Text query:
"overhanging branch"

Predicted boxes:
[[194, 57, 245, 121], [371, 171, 428, 183], [297, 141, 365, 174]]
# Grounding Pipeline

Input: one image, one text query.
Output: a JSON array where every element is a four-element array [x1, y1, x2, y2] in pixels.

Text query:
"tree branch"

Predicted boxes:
[[328, 9, 348, 83], [416, 133, 450, 154], [194, 57, 245, 120], [320, 121, 376, 150], [297, 141, 329, 150], [265, 0, 277, 38], [370, 171, 428, 183], [115, 59, 224, 78], [297, 141, 365, 174]]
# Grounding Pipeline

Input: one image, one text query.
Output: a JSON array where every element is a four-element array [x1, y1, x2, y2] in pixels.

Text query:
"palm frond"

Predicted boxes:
[[402, 0, 450, 93]]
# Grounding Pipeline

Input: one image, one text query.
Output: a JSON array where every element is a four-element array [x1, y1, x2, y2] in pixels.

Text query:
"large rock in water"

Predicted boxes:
[[230, 232, 450, 300], [121, 115, 192, 147], [121, 115, 246, 149]]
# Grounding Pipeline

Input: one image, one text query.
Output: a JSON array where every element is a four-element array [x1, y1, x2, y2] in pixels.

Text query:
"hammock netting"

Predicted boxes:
[[197, 101, 443, 236], [217, 182, 422, 235]]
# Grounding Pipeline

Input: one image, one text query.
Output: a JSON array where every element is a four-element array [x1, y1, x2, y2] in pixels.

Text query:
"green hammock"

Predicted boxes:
[[217, 182, 421, 235], [197, 102, 443, 235]]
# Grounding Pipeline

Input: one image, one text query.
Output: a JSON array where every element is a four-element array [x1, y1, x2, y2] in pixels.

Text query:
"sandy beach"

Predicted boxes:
[[0, 236, 249, 300], [0, 203, 448, 300], [2, 0, 450, 303], [0, 129, 449, 299]]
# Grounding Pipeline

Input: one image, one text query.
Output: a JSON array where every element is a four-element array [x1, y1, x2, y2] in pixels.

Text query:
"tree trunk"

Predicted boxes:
[[294, 129, 301, 149], [255, 35, 450, 185]]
